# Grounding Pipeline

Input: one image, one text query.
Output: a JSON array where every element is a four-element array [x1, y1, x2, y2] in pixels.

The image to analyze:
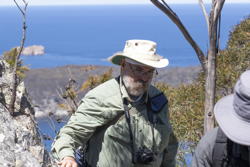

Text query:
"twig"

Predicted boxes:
[[56, 88, 70, 109], [151, 0, 207, 72], [47, 113, 57, 134], [9, 0, 28, 116], [213, 0, 225, 23], [198, 0, 209, 31]]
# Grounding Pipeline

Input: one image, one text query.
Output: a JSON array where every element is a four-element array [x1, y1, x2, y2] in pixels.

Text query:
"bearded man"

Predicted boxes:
[[51, 39, 178, 167]]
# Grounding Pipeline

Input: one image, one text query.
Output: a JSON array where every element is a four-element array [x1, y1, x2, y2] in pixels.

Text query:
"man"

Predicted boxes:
[[51, 39, 178, 167], [192, 70, 250, 167]]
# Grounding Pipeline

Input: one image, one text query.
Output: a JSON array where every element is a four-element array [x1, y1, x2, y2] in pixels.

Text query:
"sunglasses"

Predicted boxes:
[[126, 63, 157, 76]]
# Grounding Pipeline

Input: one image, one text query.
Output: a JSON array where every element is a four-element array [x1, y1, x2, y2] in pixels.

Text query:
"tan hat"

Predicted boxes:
[[214, 70, 250, 145], [108, 39, 169, 68]]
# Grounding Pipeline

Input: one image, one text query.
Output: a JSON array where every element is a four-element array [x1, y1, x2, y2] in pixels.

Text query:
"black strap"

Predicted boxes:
[[116, 76, 136, 163], [118, 76, 159, 164], [123, 98, 136, 164]]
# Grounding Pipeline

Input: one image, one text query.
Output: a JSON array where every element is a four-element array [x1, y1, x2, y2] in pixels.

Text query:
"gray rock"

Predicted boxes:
[[20, 45, 45, 56], [0, 59, 54, 166]]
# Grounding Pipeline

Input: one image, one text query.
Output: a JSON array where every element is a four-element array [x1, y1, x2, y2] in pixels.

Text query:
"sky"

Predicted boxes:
[[0, 0, 250, 6]]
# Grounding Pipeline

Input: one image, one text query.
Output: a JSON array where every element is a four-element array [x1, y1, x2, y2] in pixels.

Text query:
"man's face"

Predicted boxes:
[[121, 60, 155, 97]]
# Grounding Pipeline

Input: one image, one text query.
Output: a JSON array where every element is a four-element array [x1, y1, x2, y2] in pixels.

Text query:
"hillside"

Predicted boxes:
[[24, 65, 201, 117]]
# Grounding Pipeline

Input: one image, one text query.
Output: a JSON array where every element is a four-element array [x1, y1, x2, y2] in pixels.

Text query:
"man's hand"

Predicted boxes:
[[57, 156, 78, 167]]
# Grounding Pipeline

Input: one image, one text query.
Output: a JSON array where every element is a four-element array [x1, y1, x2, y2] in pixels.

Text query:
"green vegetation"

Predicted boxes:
[[156, 16, 250, 144], [156, 78, 205, 143], [156, 16, 249, 166], [3, 48, 29, 80], [80, 68, 113, 91], [58, 68, 113, 114], [216, 16, 250, 97]]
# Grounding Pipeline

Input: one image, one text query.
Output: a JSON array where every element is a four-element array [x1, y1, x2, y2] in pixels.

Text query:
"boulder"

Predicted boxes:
[[21, 45, 45, 56], [0, 60, 54, 166]]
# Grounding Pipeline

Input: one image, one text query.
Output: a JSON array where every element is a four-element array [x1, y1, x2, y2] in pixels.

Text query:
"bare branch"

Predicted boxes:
[[161, 0, 177, 17], [14, 0, 24, 15], [213, 0, 225, 23], [151, 0, 207, 72], [47, 114, 57, 134], [56, 88, 71, 110], [198, 0, 209, 31], [56, 87, 77, 114], [67, 67, 73, 80], [152, 0, 226, 134], [203, 0, 225, 133], [9, 0, 28, 115]]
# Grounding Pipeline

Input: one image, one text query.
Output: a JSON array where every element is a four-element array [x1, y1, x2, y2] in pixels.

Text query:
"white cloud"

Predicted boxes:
[[0, 0, 249, 6]]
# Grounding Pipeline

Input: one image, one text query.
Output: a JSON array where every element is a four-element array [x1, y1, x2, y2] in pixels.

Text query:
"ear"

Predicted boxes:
[[120, 58, 125, 67], [120, 58, 125, 74]]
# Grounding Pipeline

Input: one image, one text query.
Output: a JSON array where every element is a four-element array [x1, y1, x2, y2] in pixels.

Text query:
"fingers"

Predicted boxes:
[[57, 157, 78, 167], [57, 161, 78, 167]]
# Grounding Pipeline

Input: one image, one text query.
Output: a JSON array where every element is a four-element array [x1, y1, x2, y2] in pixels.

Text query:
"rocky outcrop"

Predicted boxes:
[[21, 45, 45, 56], [0, 60, 53, 167]]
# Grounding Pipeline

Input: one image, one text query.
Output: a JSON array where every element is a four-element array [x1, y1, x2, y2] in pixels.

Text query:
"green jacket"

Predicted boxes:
[[51, 78, 178, 167]]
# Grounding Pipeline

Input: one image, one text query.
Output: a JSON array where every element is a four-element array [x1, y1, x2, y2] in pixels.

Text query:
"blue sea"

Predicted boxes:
[[0, 4, 250, 165], [0, 4, 249, 68]]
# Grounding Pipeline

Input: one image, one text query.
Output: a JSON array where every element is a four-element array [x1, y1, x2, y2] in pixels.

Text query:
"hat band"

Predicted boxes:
[[233, 88, 250, 123]]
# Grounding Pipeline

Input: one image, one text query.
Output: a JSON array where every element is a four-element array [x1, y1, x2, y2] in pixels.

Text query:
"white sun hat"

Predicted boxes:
[[214, 70, 250, 146], [108, 39, 169, 68]]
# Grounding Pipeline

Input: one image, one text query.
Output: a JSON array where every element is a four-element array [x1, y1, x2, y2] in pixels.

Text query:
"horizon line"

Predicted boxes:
[[0, 2, 250, 6]]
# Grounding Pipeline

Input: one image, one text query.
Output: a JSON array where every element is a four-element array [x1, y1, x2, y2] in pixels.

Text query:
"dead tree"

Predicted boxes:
[[8, 0, 28, 116], [151, 0, 225, 133]]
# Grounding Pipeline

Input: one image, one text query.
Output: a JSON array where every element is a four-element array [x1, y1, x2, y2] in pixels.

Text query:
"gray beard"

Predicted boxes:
[[122, 75, 149, 97]]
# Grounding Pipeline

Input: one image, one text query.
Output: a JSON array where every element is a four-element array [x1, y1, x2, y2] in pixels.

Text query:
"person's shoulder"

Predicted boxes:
[[148, 85, 164, 97], [196, 127, 219, 153], [85, 78, 120, 100], [192, 127, 219, 166], [199, 127, 218, 145], [192, 128, 219, 166], [148, 85, 169, 123]]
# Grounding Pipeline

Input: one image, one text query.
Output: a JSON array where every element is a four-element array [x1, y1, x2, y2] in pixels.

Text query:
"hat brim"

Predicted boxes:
[[214, 95, 250, 146], [108, 52, 169, 68]]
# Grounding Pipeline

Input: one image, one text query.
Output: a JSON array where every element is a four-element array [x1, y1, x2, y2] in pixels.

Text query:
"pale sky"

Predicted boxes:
[[0, 0, 250, 6]]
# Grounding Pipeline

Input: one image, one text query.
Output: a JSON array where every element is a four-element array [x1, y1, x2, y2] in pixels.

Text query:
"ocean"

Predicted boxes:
[[0, 4, 250, 165], [0, 4, 249, 68]]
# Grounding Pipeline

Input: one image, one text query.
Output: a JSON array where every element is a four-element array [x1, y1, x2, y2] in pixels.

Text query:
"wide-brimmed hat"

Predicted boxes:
[[108, 39, 169, 68], [214, 70, 250, 145]]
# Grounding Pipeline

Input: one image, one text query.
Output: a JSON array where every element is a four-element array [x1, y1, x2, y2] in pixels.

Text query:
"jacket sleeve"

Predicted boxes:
[[160, 102, 178, 167], [191, 128, 218, 167], [191, 140, 212, 167], [161, 131, 178, 167], [51, 93, 111, 161]]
